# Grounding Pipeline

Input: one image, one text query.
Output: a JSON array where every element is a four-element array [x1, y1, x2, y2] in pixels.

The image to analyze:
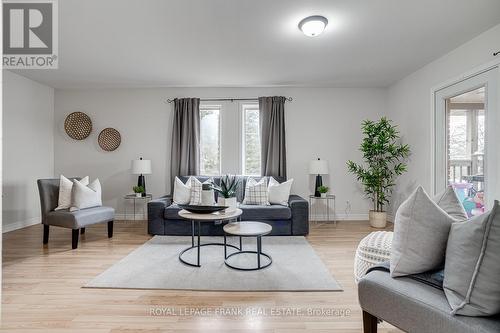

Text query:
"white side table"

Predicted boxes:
[[309, 194, 336, 225], [124, 194, 152, 220]]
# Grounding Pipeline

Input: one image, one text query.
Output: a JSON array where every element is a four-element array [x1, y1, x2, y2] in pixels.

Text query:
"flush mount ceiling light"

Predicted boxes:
[[298, 15, 328, 37]]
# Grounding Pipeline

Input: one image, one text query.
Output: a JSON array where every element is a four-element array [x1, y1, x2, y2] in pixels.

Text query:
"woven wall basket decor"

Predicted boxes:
[[98, 128, 121, 151], [64, 112, 92, 140]]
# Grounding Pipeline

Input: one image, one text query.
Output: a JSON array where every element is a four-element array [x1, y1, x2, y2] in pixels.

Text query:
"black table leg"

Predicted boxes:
[[191, 220, 194, 247], [178, 218, 239, 268], [239, 236, 242, 250], [257, 236, 262, 268], [224, 234, 227, 259], [197, 220, 201, 267]]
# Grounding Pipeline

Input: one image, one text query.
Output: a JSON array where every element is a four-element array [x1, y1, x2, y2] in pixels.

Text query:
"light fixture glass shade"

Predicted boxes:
[[309, 159, 329, 175], [132, 159, 152, 175], [298, 15, 328, 37]]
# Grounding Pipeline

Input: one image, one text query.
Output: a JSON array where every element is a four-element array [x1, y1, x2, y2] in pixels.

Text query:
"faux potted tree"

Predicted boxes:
[[210, 175, 239, 212], [318, 185, 329, 198], [347, 117, 410, 228], [133, 185, 145, 198]]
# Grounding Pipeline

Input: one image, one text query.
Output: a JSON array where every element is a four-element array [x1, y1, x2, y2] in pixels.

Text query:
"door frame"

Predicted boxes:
[[431, 61, 499, 208]]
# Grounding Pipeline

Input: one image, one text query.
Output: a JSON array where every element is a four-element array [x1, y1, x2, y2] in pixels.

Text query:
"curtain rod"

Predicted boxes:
[[165, 97, 292, 104]]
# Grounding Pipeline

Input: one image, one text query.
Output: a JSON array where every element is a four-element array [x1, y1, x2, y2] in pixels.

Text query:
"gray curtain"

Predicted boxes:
[[259, 96, 287, 178], [170, 98, 200, 186]]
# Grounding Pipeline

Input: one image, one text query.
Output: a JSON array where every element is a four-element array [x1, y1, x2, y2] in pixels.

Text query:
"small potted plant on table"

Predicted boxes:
[[318, 185, 329, 198], [347, 117, 410, 228], [133, 185, 145, 198], [211, 175, 239, 212]]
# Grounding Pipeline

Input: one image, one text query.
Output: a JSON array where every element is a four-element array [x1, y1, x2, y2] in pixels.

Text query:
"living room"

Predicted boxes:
[[2, 1, 500, 332]]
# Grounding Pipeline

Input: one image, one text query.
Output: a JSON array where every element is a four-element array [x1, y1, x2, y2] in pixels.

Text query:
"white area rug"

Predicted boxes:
[[85, 236, 342, 292]]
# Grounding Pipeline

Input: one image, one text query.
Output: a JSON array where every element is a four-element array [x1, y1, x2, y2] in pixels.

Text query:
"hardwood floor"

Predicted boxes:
[[2, 220, 400, 332]]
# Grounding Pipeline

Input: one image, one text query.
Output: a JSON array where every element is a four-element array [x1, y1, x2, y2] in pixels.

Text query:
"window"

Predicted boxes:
[[199, 105, 221, 175], [242, 104, 261, 176], [198, 102, 261, 176]]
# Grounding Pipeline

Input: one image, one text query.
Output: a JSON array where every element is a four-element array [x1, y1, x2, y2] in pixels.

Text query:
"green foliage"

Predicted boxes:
[[133, 185, 145, 193], [318, 185, 329, 193], [210, 175, 239, 199], [347, 117, 410, 212]]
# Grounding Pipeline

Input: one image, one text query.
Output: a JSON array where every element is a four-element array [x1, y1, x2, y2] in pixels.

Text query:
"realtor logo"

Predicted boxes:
[[2, 0, 58, 69]]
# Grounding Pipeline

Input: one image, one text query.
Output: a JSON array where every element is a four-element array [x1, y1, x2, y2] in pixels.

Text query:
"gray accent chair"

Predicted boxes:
[[148, 176, 309, 236], [358, 270, 500, 333], [37, 178, 115, 249]]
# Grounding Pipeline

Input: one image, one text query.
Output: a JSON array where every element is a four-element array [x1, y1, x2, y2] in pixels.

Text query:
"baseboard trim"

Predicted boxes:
[[114, 213, 148, 221], [3, 217, 40, 233], [310, 213, 369, 221]]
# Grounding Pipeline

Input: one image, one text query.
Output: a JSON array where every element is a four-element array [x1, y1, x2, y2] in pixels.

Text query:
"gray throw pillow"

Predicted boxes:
[[433, 186, 468, 221], [443, 200, 500, 316], [390, 186, 455, 277]]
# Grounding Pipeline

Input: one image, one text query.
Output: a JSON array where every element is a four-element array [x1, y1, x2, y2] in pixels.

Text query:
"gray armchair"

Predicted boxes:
[[37, 178, 115, 249]]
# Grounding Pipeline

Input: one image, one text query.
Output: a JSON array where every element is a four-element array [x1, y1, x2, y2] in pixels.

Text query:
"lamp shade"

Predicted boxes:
[[132, 159, 152, 175], [309, 159, 329, 175]]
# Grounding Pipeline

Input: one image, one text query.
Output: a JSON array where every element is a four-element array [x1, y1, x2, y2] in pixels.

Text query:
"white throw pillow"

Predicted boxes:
[[268, 177, 293, 206], [242, 177, 270, 205], [173, 177, 192, 205], [189, 178, 214, 205], [70, 178, 102, 211], [55, 175, 89, 210], [390, 186, 455, 277]]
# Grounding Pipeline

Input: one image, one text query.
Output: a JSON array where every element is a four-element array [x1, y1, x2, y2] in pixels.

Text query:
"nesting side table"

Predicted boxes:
[[309, 194, 336, 225]]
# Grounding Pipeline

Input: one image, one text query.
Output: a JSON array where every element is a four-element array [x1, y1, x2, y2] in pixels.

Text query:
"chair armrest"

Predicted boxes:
[[147, 195, 172, 235], [288, 194, 309, 235]]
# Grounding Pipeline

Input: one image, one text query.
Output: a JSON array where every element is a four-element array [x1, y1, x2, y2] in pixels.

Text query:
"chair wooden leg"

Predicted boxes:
[[363, 311, 378, 333], [80, 228, 85, 235], [108, 221, 113, 238], [43, 225, 49, 244], [72, 229, 79, 249]]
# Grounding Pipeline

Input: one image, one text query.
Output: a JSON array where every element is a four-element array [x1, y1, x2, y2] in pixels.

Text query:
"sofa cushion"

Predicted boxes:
[[390, 186, 455, 277], [240, 204, 291, 220], [164, 204, 183, 219], [46, 206, 114, 229], [359, 270, 500, 333], [70, 178, 102, 211], [433, 186, 468, 221], [444, 200, 500, 316], [165, 203, 291, 221], [242, 177, 270, 205]]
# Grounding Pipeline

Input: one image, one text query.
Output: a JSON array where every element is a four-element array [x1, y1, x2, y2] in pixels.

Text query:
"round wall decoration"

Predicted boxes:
[[98, 128, 121, 151], [64, 112, 92, 140]]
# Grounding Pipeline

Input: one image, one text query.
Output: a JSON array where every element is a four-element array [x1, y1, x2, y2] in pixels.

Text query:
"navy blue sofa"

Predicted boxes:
[[148, 176, 309, 236]]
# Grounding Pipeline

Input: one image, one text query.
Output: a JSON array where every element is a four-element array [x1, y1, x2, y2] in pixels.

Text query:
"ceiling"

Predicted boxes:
[[13, 0, 500, 89]]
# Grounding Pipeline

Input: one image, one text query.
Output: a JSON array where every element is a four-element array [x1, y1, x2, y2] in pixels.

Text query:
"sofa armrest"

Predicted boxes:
[[147, 195, 172, 235], [289, 194, 309, 235]]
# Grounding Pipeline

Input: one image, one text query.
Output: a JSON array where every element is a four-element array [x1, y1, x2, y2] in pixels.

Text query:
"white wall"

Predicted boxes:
[[387, 23, 500, 215], [2, 71, 55, 232], [54, 87, 387, 220]]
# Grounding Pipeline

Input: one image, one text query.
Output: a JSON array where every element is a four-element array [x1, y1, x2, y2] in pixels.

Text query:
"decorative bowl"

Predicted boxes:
[[178, 205, 228, 214]]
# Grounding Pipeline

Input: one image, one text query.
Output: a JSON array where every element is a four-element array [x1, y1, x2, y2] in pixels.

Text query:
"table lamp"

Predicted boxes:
[[309, 158, 329, 197], [132, 157, 152, 196]]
